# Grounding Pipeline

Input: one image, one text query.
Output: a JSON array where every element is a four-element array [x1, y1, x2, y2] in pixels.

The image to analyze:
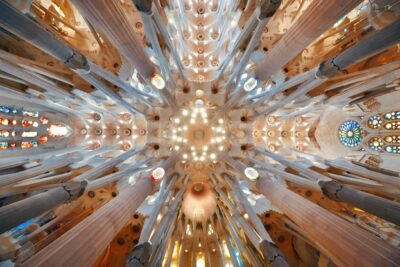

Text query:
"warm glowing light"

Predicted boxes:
[[47, 124, 69, 137], [244, 77, 258, 92], [169, 104, 228, 163], [244, 167, 260, 180], [196, 256, 205, 267], [22, 131, 38, 138], [151, 73, 165, 89], [151, 167, 165, 182]]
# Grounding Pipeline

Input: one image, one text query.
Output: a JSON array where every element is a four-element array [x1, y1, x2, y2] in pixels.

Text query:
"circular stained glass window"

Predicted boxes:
[[338, 120, 363, 147]]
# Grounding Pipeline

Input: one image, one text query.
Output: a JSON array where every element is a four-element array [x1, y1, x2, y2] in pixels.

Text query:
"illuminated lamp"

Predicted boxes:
[[243, 77, 258, 92], [151, 167, 165, 182], [244, 167, 260, 180], [151, 73, 165, 90]]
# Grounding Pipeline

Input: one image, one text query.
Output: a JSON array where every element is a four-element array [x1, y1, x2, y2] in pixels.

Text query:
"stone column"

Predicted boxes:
[[257, 178, 400, 266], [247, 67, 318, 109], [0, 180, 87, 234], [319, 180, 400, 225], [217, 11, 259, 78], [87, 157, 154, 190], [226, 0, 282, 89], [127, 242, 152, 267], [223, 0, 282, 106], [217, 182, 289, 267], [0, 156, 79, 188], [22, 177, 155, 267], [255, 0, 363, 81], [259, 240, 289, 267], [317, 18, 400, 78], [73, 147, 144, 182], [128, 187, 183, 267], [70, 0, 156, 80], [0, 58, 70, 98], [0, 1, 145, 116], [138, 174, 178, 244], [0, 1, 88, 71]]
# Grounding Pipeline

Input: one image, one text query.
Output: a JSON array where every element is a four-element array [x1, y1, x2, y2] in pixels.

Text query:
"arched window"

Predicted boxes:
[[364, 111, 400, 155], [338, 120, 363, 147], [0, 105, 70, 150]]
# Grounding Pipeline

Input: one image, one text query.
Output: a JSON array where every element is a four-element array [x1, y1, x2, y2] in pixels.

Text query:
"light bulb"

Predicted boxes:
[[244, 77, 258, 92], [244, 167, 259, 180], [151, 167, 165, 181], [195, 99, 204, 106], [151, 73, 165, 90]]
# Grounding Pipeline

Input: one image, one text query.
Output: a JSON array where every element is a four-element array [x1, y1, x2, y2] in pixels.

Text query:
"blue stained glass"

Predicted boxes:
[[15, 219, 34, 230], [0, 106, 11, 114], [22, 108, 39, 118], [338, 120, 363, 147], [0, 141, 8, 149], [357, 3, 368, 14]]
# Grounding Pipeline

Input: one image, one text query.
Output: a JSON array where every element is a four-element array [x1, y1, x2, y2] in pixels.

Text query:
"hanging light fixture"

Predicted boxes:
[[244, 167, 260, 180], [243, 77, 258, 92], [151, 73, 166, 89], [151, 167, 165, 181]]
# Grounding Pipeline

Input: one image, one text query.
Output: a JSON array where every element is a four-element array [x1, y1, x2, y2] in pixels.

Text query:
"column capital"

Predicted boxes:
[[64, 51, 90, 73], [318, 180, 343, 201], [63, 180, 88, 202], [259, 240, 290, 267], [259, 0, 282, 20], [132, 0, 153, 15], [127, 242, 152, 267]]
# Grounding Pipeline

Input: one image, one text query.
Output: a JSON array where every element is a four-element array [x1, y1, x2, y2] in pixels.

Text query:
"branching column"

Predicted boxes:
[[70, 0, 156, 81], [255, 0, 363, 81], [257, 178, 400, 266], [22, 177, 155, 267], [0, 181, 87, 234], [319, 180, 400, 225]]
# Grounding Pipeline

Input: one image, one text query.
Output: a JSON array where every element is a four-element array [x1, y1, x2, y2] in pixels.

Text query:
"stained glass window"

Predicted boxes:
[[384, 135, 400, 144], [22, 109, 39, 118], [0, 106, 11, 114], [383, 111, 400, 120], [385, 146, 400, 154], [0, 118, 9, 126], [338, 120, 363, 147], [0, 141, 8, 149], [40, 117, 49, 124], [22, 131, 38, 138], [0, 130, 10, 138], [21, 141, 38, 149], [39, 136, 48, 144], [48, 124, 69, 137], [22, 119, 39, 128], [367, 115, 382, 129], [383, 122, 400, 130], [0, 105, 68, 150], [368, 137, 383, 151]]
